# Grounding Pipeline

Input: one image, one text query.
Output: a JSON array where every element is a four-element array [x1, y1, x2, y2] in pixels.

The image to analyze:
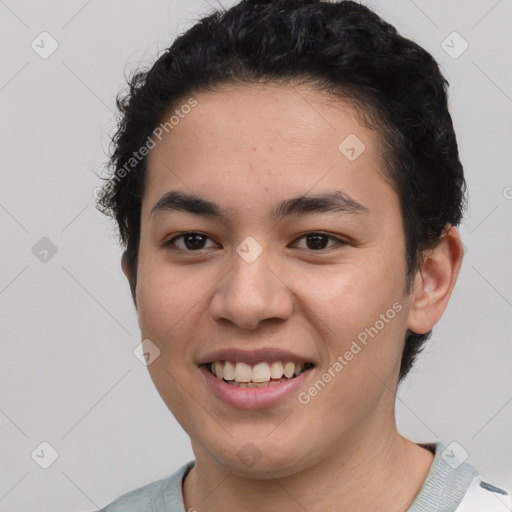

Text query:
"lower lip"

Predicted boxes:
[[199, 365, 313, 409]]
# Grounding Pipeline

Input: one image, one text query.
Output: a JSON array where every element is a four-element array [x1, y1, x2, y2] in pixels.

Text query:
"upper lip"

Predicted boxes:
[[197, 347, 315, 366]]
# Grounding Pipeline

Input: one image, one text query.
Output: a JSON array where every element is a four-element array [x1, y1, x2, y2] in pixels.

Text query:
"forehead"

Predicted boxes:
[[142, 83, 396, 222], [148, 83, 376, 166]]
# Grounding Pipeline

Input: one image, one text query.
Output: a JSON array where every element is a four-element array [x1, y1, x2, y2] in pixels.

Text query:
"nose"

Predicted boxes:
[[209, 245, 294, 330]]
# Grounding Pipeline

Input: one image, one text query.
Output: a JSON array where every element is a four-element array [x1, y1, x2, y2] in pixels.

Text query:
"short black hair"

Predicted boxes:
[[96, 0, 467, 383]]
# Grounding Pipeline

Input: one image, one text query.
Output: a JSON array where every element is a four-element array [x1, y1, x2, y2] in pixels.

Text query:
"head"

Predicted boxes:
[[97, 0, 466, 476]]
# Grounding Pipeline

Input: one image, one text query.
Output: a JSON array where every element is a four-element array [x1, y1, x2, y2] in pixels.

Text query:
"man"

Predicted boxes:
[[96, 1, 511, 510]]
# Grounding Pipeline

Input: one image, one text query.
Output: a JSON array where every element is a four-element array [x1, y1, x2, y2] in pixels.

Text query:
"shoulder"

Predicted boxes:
[[99, 476, 168, 512], [409, 442, 511, 512], [456, 476, 512, 512], [98, 461, 194, 512]]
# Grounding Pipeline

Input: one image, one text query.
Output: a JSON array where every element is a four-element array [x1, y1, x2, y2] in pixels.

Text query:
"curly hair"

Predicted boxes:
[[96, 0, 467, 383]]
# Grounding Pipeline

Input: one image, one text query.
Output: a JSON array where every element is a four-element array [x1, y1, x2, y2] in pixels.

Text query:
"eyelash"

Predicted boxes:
[[164, 231, 348, 253]]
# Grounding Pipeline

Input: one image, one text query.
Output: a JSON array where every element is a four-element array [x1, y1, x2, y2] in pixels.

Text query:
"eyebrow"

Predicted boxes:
[[149, 189, 369, 221]]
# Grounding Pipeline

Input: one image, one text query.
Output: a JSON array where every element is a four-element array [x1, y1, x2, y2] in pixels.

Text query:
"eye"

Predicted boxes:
[[165, 232, 218, 252], [292, 232, 347, 251], [164, 231, 347, 253]]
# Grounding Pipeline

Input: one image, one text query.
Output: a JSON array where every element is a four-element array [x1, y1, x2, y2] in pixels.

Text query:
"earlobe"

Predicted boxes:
[[121, 251, 138, 309], [406, 226, 464, 335], [121, 251, 130, 280]]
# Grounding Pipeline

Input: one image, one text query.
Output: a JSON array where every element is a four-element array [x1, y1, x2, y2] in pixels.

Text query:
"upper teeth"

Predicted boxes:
[[211, 361, 305, 382]]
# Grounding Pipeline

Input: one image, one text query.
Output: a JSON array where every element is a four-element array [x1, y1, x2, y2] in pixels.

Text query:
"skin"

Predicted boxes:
[[122, 83, 464, 511]]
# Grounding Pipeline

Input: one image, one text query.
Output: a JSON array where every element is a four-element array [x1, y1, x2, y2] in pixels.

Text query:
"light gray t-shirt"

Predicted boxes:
[[99, 442, 512, 511]]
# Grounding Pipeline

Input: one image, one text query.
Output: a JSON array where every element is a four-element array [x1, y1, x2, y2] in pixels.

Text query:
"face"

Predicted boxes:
[[130, 83, 419, 478]]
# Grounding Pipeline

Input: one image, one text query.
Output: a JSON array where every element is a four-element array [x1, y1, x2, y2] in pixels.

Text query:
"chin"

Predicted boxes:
[[202, 436, 316, 480]]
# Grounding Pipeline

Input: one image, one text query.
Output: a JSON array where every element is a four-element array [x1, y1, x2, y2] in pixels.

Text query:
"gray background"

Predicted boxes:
[[0, 0, 511, 510]]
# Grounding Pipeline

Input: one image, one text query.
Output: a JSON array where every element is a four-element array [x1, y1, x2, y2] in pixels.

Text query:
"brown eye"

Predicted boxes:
[[293, 233, 347, 251], [164, 231, 347, 253], [166, 232, 217, 251]]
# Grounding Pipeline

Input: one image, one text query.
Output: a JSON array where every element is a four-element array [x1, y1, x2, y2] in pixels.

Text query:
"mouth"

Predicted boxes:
[[203, 360, 315, 388]]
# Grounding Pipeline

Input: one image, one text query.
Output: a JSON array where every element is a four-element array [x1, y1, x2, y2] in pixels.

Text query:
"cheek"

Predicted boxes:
[[296, 259, 404, 326], [294, 256, 408, 375], [136, 265, 199, 412], [135, 257, 202, 339]]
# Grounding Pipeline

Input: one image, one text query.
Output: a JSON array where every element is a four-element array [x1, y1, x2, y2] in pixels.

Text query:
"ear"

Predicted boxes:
[[406, 226, 464, 334], [121, 251, 138, 310]]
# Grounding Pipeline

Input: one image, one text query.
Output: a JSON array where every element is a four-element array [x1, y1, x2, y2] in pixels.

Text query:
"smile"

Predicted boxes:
[[200, 359, 315, 409], [208, 360, 314, 387]]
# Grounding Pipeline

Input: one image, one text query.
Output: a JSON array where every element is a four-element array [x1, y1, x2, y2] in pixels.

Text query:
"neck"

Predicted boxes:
[[183, 418, 434, 512]]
